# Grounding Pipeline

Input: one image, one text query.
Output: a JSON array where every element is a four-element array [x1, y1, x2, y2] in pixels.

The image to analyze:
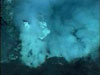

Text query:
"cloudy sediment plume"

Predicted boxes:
[[13, 0, 99, 67]]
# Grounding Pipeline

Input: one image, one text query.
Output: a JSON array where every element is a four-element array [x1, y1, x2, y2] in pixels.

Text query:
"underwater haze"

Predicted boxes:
[[12, 0, 100, 68]]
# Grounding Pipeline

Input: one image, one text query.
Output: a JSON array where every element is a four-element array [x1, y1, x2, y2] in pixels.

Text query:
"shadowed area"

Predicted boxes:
[[1, 57, 100, 75]]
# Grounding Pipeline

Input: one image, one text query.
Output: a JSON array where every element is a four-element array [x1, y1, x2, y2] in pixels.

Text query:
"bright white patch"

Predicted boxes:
[[23, 21, 30, 29], [39, 21, 50, 40]]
